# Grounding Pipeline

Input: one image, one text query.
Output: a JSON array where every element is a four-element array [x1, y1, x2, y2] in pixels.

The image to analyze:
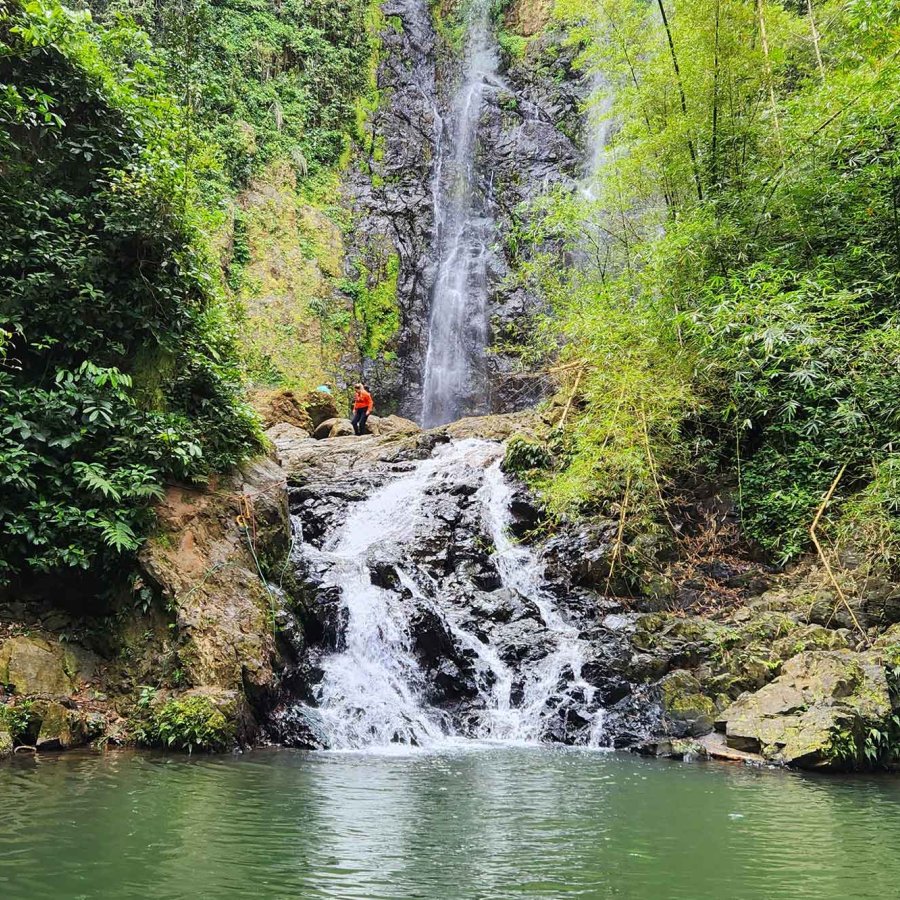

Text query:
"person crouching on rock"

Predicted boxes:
[[351, 382, 374, 435]]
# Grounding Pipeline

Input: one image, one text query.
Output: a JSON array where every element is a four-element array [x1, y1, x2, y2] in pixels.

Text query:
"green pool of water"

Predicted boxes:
[[1, 746, 898, 898]]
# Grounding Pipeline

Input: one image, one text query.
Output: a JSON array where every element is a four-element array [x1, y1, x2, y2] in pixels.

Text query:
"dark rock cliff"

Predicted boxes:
[[345, 0, 588, 419]]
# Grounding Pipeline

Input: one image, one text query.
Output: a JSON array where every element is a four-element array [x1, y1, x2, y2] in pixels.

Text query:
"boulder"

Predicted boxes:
[[717, 650, 894, 769], [861, 580, 900, 627], [658, 669, 716, 738], [328, 419, 355, 438], [370, 414, 420, 437], [271, 704, 330, 749], [0, 730, 11, 755], [771, 623, 851, 660], [303, 390, 340, 428], [441, 412, 545, 442], [250, 389, 313, 432], [32, 701, 100, 751], [0, 636, 74, 697], [542, 521, 623, 591], [314, 417, 339, 439], [266, 423, 313, 462]]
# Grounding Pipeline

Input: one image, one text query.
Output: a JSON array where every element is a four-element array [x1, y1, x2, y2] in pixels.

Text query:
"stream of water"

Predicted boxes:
[[420, 0, 500, 427], [292, 440, 603, 750]]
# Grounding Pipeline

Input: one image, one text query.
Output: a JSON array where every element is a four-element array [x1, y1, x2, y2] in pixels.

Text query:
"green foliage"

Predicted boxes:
[[227, 210, 251, 291], [0, 700, 37, 742], [133, 692, 234, 752], [496, 28, 527, 62], [503, 435, 551, 475], [826, 711, 900, 771], [523, 0, 900, 564], [343, 253, 401, 359], [430, 0, 466, 52], [0, 0, 260, 585], [109, 0, 375, 187], [835, 456, 900, 569]]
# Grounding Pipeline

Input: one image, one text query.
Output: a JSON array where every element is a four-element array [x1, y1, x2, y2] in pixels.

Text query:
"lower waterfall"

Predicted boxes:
[[281, 439, 608, 751]]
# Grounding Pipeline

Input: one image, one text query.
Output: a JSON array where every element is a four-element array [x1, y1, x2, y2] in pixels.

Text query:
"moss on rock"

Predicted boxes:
[[134, 690, 238, 753], [658, 670, 717, 737], [717, 650, 897, 769]]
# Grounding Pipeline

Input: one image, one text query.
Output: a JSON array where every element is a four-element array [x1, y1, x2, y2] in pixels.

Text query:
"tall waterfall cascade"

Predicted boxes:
[[420, 0, 501, 428], [275, 10, 631, 754], [286, 440, 607, 751]]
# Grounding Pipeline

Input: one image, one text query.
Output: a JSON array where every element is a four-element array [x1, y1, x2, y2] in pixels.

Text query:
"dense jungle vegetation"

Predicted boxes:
[[0, 0, 372, 586], [2, 0, 899, 589], [513, 0, 900, 567]]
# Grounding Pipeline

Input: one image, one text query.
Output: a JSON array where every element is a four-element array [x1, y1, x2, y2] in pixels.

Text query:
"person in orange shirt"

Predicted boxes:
[[351, 382, 374, 435]]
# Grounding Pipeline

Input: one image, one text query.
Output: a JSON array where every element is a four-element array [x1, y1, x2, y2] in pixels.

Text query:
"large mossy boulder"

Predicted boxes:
[[366, 414, 420, 437], [266, 423, 313, 457], [441, 411, 546, 441], [139, 455, 291, 741], [658, 669, 717, 737], [303, 390, 340, 428], [33, 701, 102, 751], [251, 389, 314, 432], [328, 419, 355, 438], [0, 636, 79, 697], [716, 650, 896, 769]]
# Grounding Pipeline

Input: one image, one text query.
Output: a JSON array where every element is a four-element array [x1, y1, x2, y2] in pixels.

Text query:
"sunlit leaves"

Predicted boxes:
[[531, 0, 900, 565], [0, 0, 261, 584]]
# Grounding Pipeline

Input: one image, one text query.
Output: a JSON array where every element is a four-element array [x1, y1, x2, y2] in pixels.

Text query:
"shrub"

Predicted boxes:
[[135, 694, 234, 753], [503, 435, 551, 474]]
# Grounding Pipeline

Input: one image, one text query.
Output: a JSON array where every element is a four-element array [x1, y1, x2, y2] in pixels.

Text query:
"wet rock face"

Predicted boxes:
[[343, 0, 443, 414], [347, 3, 587, 418], [476, 41, 586, 412], [273, 430, 664, 749]]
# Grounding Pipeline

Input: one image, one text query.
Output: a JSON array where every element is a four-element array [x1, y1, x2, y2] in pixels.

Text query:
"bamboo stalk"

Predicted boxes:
[[807, 0, 825, 81], [556, 364, 586, 429], [599, 384, 628, 452], [807, 463, 868, 644], [605, 474, 632, 598], [711, 0, 721, 189], [640, 405, 674, 529], [757, 0, 784, 155], [655, 0, 704, 201]]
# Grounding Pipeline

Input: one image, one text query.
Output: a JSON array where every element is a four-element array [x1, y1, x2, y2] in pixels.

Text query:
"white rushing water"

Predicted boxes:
[[420, 0, 501, 427], [298, 440, 604, 751]]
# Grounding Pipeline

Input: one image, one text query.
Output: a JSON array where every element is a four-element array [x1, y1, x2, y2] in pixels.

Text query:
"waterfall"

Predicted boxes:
[[286, 439, 606, 751], [420, 0, 501, 428], [582, 74, 614, 196]]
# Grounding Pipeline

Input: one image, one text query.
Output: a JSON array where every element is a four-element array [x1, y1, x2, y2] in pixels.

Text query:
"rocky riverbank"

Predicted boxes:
[[2, 393, 899, 769]]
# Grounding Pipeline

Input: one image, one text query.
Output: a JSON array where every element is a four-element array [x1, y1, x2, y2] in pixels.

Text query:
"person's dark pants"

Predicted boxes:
[[351, 408, 369, 435]]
